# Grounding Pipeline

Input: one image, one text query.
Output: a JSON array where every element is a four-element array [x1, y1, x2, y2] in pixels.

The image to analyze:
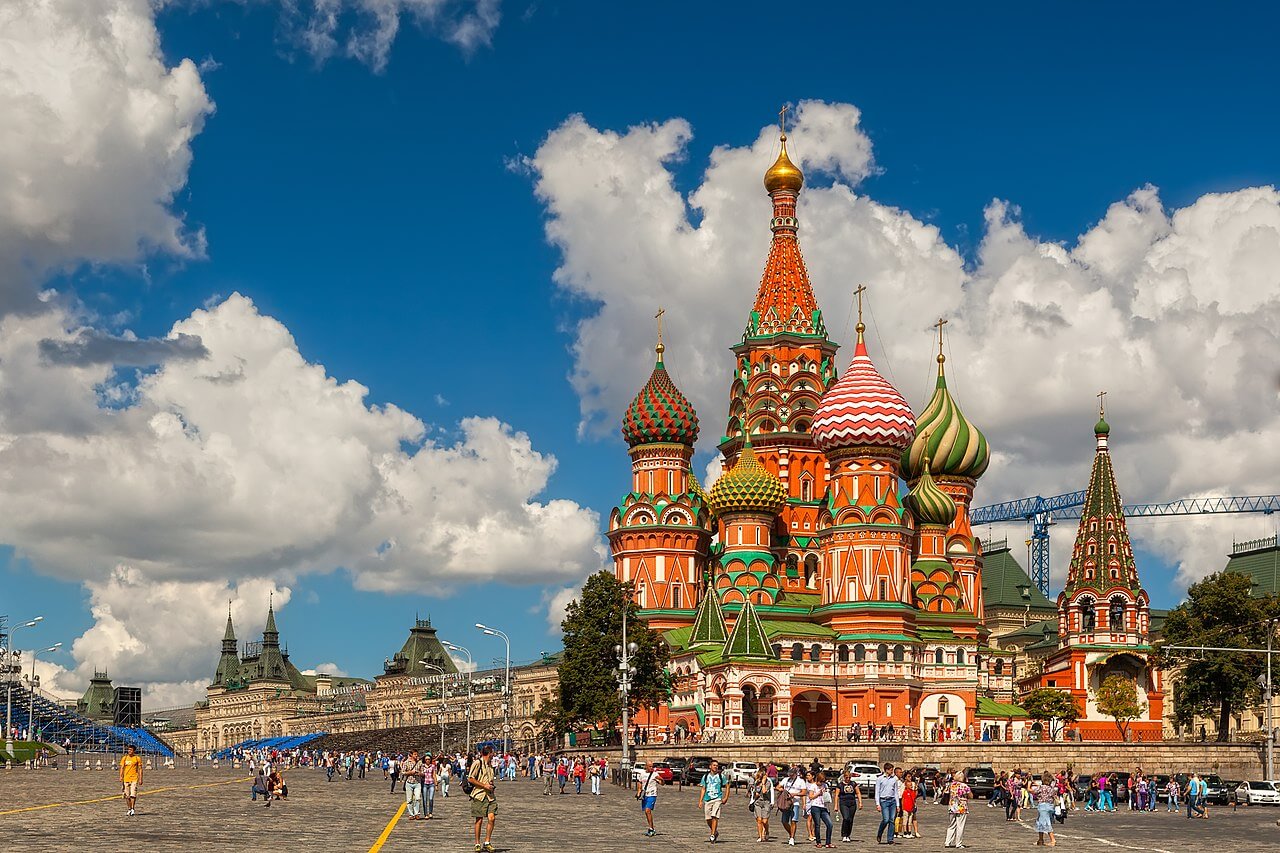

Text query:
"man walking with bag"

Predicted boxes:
[[469, 745, 498, 853], [637, 760, 660, 836]]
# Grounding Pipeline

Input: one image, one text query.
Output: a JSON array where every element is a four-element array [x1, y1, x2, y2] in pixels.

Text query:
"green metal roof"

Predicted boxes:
[[977, 696, 1027, 718], [760, 619, 837, 639], [981, 545, 1056, 610], [723, 598, 773, 659], [689, 587, 728, 648], [1224, 540, 1280, 598]]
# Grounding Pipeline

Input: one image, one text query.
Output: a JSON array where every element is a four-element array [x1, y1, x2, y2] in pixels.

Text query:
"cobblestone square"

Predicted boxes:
[[3, 765, 1280, 852]]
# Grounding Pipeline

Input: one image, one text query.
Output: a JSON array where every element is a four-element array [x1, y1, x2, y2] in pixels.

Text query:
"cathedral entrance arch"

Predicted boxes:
[[791, 690, 833, 741]]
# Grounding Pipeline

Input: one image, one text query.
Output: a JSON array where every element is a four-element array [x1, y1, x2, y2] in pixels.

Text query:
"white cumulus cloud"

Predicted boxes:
[[527, 103, 1280, 594]]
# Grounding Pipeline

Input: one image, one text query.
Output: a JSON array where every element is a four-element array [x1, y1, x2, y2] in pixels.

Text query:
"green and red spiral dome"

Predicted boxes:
[[621, 356, 700, 447]]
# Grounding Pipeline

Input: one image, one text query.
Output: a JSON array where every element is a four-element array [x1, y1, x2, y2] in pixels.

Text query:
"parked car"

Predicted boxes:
[[964, 767, 997, 798], [664, 756, 688, 782], [683, 755, 716, 785], [651, 761, 675, 784], [726, 761, 758, 787], [1202, 774, 1230, 805], [910, 768, 942, 798], [1150, 774, 1171, 800], [1070, 774, 1093, 802], [1237, 780, 1280, 806], [846, 762, 882, 795]]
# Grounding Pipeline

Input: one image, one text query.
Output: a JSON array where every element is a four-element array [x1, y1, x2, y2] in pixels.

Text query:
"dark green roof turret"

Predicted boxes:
[[689, 584, 728, 648], [722, 597, 773, 660]]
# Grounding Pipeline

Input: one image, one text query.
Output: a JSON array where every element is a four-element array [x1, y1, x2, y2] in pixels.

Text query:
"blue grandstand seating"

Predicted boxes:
[[1, 683, 173, 757]]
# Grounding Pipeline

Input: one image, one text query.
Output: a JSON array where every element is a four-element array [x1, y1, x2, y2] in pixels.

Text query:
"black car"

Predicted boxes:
[[964, 767, 997, 797], [1070, 774, 1093, 802], [910, 767, 942, 798], [1202, 775, 1229, 805], [664, 756, 688, 784], [683, 755, 715, 786]]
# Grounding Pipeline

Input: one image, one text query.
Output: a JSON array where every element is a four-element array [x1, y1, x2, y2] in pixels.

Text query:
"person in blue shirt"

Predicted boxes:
[[875, 762, 900, 845], [699, 759, 732, 843]]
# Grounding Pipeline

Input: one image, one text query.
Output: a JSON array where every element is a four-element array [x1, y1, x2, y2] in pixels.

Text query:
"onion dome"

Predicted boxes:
[[905, 460, 957, 527], [812, 321, 916, 453], [709, 439, 787, 517], [1095, 414, 1110, 435], [902, 349, 989, 480], [764, 133, 804, 194], [621, 341, 699, 448]]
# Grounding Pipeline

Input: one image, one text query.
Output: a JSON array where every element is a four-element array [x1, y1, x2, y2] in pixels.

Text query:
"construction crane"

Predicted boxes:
[[970, 493, 1280, 597]]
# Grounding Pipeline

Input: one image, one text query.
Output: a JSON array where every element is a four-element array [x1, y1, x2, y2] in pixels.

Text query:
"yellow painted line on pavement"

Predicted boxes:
[[0, 776, 252, 816], [368, 801, 407, 853]]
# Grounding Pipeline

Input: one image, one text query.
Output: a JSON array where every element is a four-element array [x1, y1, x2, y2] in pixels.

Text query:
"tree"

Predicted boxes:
[[1095, 674, 1144, 740], [1021, 688, 1080, 739], [556, 571, 670, 735], [1160, 571, 1280, 741]]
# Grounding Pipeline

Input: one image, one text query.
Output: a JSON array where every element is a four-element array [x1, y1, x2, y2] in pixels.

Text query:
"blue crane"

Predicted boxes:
[[970, 493, 1280, 597]]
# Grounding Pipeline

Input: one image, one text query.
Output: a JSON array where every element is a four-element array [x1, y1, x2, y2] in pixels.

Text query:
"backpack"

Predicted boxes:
[[462, 759, 478, 795]]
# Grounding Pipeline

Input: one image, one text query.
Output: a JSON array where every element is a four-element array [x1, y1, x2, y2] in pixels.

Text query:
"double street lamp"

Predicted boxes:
[[5, 616, 43, 759], [475, 624, 511, 753], [443, 641, 474, 752], [27, 643, 62, 738]]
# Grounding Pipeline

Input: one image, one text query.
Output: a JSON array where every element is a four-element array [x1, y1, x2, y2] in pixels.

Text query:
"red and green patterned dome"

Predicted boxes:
[[622, 349, 700, 448], [905, 463, 956, 527]]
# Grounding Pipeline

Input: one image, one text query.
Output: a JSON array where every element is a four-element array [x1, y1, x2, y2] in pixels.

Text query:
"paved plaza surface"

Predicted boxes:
[[3, 765, 1280, 851]]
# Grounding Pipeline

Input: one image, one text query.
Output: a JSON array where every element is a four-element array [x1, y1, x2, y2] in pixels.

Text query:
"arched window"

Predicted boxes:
[[800, 475, 813, 502], [892, 644, 905, 663], [670, 585, 682, 609], [1080, 598, 1096, 631], [938, 697, 949, 715], [956, 648, 966, 665], [934, 648, 944, 665], [790, 643, 803, 661], [771, 644, 782, 659], [837, 644, 850, 662], [786, 554, 798, 577], [804, 554, 819, 587], [854, 644, 866, 662], [876, 644, 889, 662], [1109, 598, 1125, 629], [809, 644, 821, 662], [995, 659, 1005, 675]]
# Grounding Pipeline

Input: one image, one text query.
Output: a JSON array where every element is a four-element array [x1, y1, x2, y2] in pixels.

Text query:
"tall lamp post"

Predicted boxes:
[[419, 659, 445, 740], [26, 643, 61, 745], [616, 610, 637, 775], [438, 704, 449, 755], [4, 616, 43, 759], [444, 641, 474, 753], [475, 624, 511, 753]]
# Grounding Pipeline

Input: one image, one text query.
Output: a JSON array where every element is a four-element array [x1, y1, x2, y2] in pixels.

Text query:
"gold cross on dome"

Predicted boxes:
[[779, 105, 789, 136], [655, 307, 666, 356], [854, 284, 867, 325], [1097, 389, 1107, 416], [934, 317, 948, 355]]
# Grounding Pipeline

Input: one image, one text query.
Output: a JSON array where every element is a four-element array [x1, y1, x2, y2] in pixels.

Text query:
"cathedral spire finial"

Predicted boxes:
[[764, 105, 804, 195], [854, 284, 868, 353], [655, 306, 666, 361], [934, 317, 948, 371], [1097, 389, 1107, 418]]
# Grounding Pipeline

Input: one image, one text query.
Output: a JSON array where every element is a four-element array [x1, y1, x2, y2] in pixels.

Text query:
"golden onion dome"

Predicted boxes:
[[764, 134, 804, 194]]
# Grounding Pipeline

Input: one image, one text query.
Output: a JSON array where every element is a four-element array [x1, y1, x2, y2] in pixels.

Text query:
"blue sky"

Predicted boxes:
[[3, 1, 1278, 702]]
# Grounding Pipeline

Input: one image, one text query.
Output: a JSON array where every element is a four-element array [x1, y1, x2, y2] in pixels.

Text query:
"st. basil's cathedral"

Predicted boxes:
[[608, 123, 1165, 742]]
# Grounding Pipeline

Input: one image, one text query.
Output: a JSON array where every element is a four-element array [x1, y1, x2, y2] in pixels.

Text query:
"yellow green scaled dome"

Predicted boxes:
[[905, 463, 956, 527], [903, 352, 989, 480], [709, 440, 787, 517]]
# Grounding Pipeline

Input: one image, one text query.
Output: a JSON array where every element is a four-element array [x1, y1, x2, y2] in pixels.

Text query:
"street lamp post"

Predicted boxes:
[[439, 704, 449, 755], [28, 643, 61, 739], [444, 642, 474, 753], [4, 617, 43, 759], [615, 610, 638, 778], [476, 624, 511, 753]]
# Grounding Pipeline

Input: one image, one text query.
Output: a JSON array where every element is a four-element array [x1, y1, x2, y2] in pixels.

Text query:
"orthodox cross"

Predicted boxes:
[[1097, 389, 1107, 417], [934, 317, 948, 356], [779, 104, 789, 136], [854, 283, 867, 325], [655, 307, 666, 356]]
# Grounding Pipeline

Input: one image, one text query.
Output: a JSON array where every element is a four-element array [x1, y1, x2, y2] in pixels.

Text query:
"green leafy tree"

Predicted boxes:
[[557, 571, 670, 735], [1095, 674, 1144, 740], [1160, 571, 1280, 741], [1021, 688, 1081, 739]]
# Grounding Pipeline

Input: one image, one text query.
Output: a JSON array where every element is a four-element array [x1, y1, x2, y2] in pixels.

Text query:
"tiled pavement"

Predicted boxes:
[[2, 765, 1280, 851]]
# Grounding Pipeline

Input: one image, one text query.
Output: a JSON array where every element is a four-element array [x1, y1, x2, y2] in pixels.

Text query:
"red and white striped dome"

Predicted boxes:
[[812, 330, 916, 453]]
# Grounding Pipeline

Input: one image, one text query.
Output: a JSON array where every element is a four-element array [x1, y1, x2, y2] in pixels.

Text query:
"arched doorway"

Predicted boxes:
[[791, 690, 834, 741], [743, 685, 759, 736]]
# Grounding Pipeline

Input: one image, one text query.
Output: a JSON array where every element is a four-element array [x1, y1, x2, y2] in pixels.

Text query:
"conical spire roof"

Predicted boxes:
[[264, 600, 278, 637], [722, 597, 773, 660], [222, 606, 236, 642], [903, 346, 989, 480], [1063, 408, 1142, 595], [689, 583, 728, 648], [709, 438, 787, 517]]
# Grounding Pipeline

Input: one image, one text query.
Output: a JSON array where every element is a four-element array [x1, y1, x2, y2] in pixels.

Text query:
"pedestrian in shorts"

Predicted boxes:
[[637, 760, 661, 836], [468, 745, 498, 853], [699, 759, 731, 843]]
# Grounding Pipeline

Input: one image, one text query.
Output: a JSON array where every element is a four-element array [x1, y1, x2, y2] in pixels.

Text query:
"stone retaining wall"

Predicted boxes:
[[569, 741, 1265, 778]]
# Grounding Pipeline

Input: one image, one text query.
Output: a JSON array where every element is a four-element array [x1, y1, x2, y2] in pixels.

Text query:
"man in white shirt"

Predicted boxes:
[[636, 760, 661, 836], [778, 766, 808, 846], [875, 762, 899, 845]]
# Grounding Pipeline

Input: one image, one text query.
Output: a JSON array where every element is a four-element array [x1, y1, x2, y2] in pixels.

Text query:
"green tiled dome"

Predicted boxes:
[[905, 464, 956, 527], [709, 440, 787, 517]]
